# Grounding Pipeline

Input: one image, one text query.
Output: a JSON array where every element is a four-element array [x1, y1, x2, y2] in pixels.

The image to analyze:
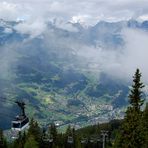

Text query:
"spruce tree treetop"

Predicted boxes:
[[129, 68, 145, 111]]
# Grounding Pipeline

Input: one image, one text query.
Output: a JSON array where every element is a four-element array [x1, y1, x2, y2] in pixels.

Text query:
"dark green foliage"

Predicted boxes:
[[141, 103, 148, 148], [24, 135, 39, 148], [2, 119, 126, 148], [114, 69, 145, 148], [27, 118, 42, 144], [0, 129, 7, 148], [65, 125, 73, 136], [129, 69, 145, 111]]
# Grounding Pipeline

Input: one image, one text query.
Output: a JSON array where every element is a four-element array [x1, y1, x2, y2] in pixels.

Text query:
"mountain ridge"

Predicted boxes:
[[0, 19, 147, 129]]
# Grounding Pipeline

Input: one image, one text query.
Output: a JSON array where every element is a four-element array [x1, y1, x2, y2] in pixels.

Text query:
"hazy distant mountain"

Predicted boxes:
[[0, 19, 147, 129]]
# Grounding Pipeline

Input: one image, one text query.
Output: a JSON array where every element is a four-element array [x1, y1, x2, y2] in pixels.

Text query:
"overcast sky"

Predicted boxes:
[[0, 0, 148, 25], [0, 0, 148, 83]]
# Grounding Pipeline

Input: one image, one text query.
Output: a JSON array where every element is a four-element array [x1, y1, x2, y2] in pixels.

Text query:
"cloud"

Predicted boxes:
[[0, 0, 148, 84], [0, 1, 19, 21], [46, 27, 148, 83], [0, 22, 148, 86], [0, 43, 20, 80], [4, 27, 13, 33], [0, 0, 148, 24], [14, 20, 47, 38], [0, 1, 29, 21], [42, 24, 148, 83], [80, 28, 148, 83], [1, 0, 148, 36], [53, 19, 78, 32], [119, 28, 148, 82]]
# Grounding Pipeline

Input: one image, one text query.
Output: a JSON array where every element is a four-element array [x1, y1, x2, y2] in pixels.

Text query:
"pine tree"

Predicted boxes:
[[114, 69, 145, 148], [141, 103, 148, 148], [27, 118, 42, 144], [129, 69, 144, 111], [24, 135, 39, 148], [66, 125, 72, 136]]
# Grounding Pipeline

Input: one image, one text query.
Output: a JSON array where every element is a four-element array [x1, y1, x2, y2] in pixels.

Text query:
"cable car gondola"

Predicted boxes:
[[11, 101, 29, 138], [81, 138, 88, 144], [67, 136, 73, 144]]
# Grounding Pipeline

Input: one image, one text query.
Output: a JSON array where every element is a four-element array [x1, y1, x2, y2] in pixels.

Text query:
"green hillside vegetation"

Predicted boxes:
[[0, 69, 147, 148]]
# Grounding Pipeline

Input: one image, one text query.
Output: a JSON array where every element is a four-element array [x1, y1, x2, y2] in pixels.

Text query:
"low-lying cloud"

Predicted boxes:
[[74, 28, 148, 83], [14, 20, 47, 38], [42, 26, 148, 83], [120, 28, 148, 82], [0, 20, 148, 85]]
